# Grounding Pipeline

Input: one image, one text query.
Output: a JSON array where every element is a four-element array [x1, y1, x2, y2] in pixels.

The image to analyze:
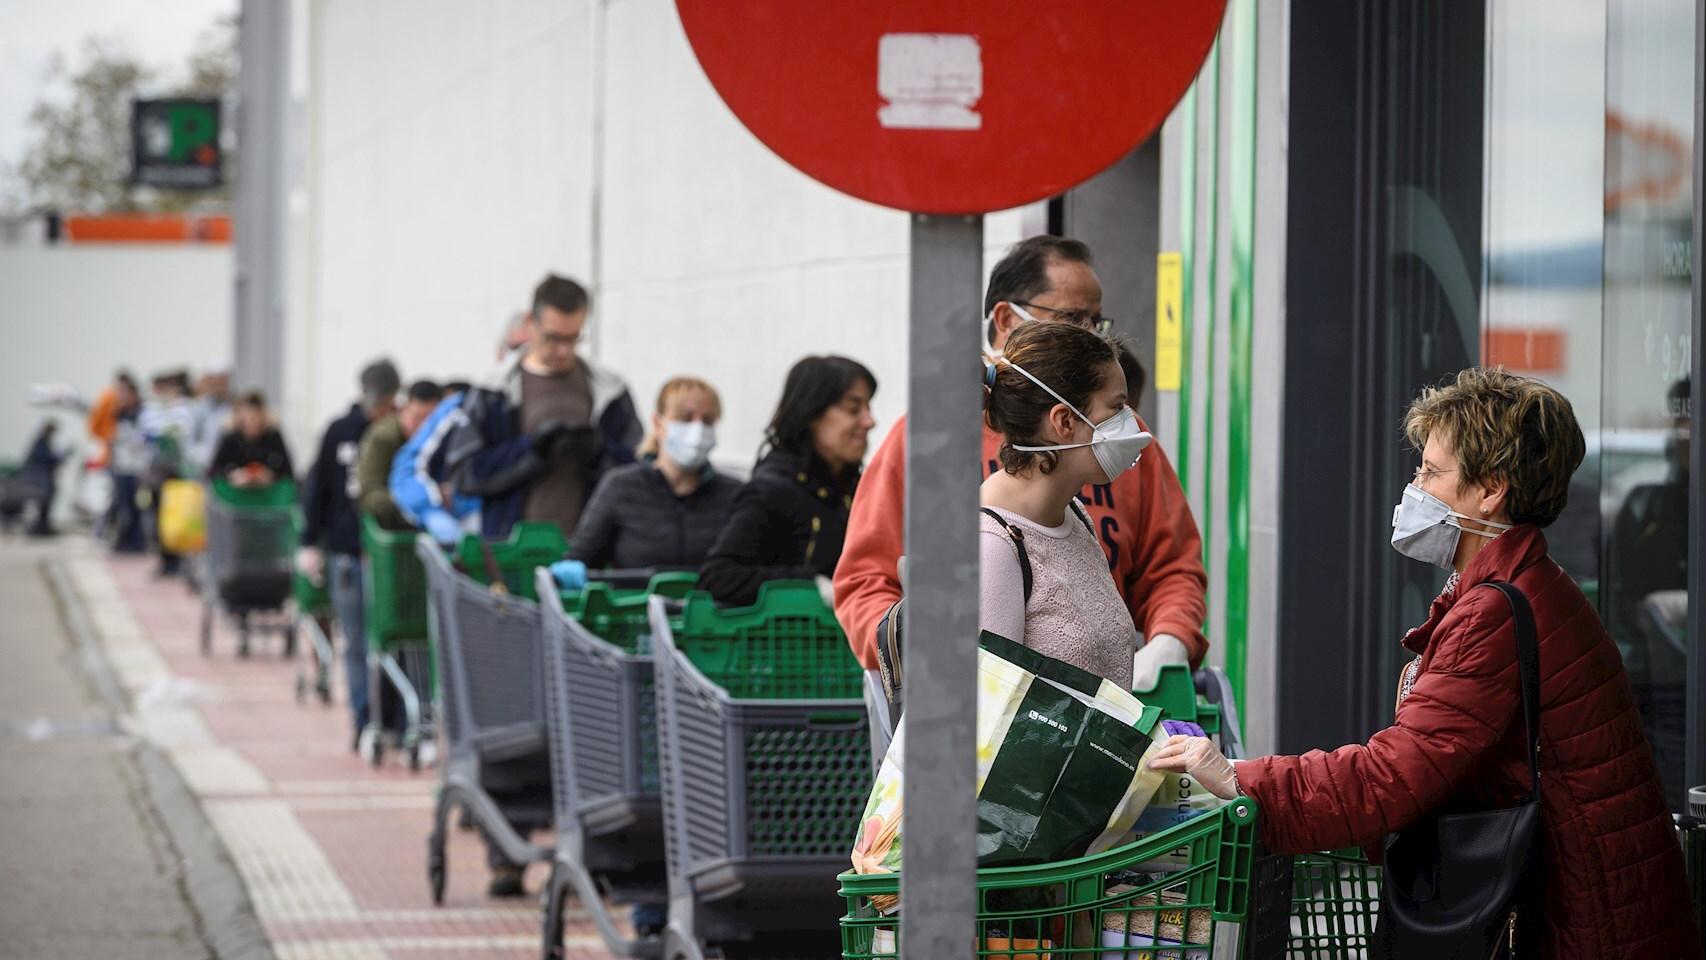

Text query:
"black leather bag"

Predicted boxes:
[[1373, 580, 1545, 960]]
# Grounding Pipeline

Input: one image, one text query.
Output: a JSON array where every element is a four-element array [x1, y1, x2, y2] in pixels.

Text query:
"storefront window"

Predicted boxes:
[[1485, 0, 1695, 811], [1602, 0, 1695, 811]]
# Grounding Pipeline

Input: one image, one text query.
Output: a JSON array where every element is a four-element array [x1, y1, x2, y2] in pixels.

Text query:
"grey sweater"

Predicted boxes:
[[567, 460, 741, 570]]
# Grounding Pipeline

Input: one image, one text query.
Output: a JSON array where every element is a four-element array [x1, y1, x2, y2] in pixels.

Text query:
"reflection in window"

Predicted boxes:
[[1603, 0, 1694, 812]]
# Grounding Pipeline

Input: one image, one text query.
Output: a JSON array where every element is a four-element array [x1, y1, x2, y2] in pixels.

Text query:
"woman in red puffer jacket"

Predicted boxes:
[[1153, 368, 1700, 959]]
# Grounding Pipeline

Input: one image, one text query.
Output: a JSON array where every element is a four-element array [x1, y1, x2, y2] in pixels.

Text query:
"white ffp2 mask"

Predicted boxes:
[[1390, 483, 1512, 570], [1000, 357, 1152, 483]]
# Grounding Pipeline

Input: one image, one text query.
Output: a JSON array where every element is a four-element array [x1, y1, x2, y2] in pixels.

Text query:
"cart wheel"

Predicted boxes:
[[427, 795, 449, 905], [664, 930, 704, 960], [369, 735, 385, 768], [408, 741, 423, 772], [200, 605, 213, 656], [427, 836, 446, 906], [541, 867, 566, 960]]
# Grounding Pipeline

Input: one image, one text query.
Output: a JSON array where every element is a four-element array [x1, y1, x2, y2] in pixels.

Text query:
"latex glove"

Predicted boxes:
[[815, 575, 836, 610], [551, 559, 589, 591], [423, 510, 462, 546], [1148, 734, 1240, 800], [295, 546, 324, 585], [1131, 633, 1191, 692]]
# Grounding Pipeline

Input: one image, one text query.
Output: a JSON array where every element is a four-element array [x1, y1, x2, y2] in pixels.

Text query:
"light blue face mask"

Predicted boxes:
[[1390, 483, 1513, 570]]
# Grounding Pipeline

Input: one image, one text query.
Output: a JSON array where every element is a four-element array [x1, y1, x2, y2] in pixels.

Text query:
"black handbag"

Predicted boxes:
[[1372, 580, 1545, 960]]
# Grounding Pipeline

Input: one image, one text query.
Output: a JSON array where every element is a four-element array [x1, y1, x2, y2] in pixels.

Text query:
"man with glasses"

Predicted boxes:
[[834, 235, 1209, 760], [445, 273, 643, 543]]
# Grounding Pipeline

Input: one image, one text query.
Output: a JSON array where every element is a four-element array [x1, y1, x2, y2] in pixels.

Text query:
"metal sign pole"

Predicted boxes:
[[234, 0, 289, 401], [901, 212, 983, 957]]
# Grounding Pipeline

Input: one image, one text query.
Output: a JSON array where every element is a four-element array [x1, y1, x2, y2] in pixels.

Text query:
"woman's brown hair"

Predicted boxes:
[[1403, 367, 1585, 527], [638, 377, 722, 457], [984, 322, 1121, 475]]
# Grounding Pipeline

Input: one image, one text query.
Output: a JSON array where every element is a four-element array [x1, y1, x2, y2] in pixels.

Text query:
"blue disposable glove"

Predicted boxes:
[[423, 510, 462, 546], [550, 559, 588, 591]]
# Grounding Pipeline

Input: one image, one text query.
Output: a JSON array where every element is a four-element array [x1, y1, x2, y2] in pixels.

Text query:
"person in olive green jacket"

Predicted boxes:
[[358, 381, 443, 529]]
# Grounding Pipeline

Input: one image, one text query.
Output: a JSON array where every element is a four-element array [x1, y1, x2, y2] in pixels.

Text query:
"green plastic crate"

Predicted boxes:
[[290, 509, 331, 615], [1286, 849, 1382, 958], [362, 516, 430, 649], [673, 580, 863, 700], [1133, 663, 1224, 740], [840, 796, 1264, 958], [453, 521, 567, 600], [211, 477, 297, 509], [560, 571, 698, 652]]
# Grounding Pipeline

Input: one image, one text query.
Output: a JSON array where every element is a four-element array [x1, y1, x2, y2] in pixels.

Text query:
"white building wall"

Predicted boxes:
[[296, 0, 1025, 472], [0, 243, 233, 482]]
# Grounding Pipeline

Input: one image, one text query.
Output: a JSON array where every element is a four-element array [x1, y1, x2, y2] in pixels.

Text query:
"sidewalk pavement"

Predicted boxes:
[[49, 536, 621, 960], [0, 536, 206, 960]]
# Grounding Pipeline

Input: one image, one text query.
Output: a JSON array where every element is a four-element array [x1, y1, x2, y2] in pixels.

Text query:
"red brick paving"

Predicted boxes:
[[102, 553, 617, 960]]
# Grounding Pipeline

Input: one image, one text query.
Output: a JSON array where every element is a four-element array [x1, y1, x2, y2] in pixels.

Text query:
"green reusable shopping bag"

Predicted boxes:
[[851, 632, 1167, 886]]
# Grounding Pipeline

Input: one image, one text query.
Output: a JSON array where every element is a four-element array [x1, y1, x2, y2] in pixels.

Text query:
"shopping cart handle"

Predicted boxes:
[[806, 711, 865, 730], [586, 567, 662, 590]]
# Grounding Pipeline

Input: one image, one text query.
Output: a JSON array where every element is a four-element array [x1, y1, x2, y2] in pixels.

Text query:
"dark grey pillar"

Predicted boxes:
[[900, 213, 983, 958]]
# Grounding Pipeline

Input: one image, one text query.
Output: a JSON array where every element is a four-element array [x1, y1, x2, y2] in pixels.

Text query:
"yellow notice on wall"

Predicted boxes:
[[1155, 252, 1184, 391]]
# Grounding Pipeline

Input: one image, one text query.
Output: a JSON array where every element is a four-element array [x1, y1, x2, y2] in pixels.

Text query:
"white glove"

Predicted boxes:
[[815, 574, 836, 610], [295, 546, 324, 585], [1131, 633, 1191, 692], [1148, 734, 1240, 800]]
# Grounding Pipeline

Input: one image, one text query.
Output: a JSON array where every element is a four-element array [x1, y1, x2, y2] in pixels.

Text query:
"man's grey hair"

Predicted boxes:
[[360, 358, 401, 406]]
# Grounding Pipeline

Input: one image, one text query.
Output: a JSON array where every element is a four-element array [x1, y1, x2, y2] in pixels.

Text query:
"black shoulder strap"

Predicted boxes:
[[1482, 581, 1541, 802], [1067, 497, 1095, 536], [980, 508, 1032, 604]]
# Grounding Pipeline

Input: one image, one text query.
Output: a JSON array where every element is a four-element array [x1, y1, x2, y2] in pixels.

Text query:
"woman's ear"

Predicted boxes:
[[1476, 474, 1510, 521], [1048, 403, 1079, 443]]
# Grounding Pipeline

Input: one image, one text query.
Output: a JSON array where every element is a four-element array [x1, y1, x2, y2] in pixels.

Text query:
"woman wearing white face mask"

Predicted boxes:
[[979, 322, 1153, 686], [1148, 368, 1699, 960], [563, 377, 740, 573]]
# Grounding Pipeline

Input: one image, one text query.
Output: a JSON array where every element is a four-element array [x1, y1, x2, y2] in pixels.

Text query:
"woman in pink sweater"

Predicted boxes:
[[978, 322, 1154, 686]]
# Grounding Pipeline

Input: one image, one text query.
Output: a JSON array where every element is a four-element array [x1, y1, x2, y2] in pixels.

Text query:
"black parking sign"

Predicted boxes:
[[132, 98, 222, 189]]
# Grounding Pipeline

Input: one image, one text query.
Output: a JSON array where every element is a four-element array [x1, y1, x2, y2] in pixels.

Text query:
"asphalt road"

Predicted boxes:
[[0, 535, 208, 960]]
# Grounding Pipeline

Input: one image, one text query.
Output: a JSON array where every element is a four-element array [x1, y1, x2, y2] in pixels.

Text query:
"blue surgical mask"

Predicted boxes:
[[663, 420, 715, 471]]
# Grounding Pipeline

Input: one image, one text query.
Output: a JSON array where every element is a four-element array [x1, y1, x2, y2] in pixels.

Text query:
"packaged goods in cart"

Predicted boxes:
[[851, 632, 1169, 912], [1098, 885, 1212, 960]]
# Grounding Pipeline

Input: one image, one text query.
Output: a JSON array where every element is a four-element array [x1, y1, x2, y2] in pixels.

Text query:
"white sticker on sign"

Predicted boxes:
[[877, 33, 983, 131]]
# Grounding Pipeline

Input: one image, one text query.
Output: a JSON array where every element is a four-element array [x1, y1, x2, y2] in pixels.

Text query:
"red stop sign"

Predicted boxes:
[[675, 1, 1226, 215]]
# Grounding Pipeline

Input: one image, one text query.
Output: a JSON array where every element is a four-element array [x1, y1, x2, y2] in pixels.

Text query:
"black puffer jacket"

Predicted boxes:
[[567, 459, 741, 570], [697, 448, 859, 606]]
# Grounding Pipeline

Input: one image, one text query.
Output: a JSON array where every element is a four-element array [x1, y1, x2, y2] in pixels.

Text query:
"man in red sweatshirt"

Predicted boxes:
[[833, 236, 1208, 741]]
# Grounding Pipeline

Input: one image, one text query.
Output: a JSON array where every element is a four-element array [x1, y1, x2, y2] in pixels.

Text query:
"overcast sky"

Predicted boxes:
[[0, 0, 234, 175]]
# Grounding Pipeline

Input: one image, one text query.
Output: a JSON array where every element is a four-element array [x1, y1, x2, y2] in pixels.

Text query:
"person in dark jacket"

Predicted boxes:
[[208, 392, 295, 485], [565, 376, 740, 573], [444, 275, 643, 540], [1151, 368, 1701, 960], [299, 360, 400, 750], [22, 420, 67, 536], [698, 356, 877, 607]]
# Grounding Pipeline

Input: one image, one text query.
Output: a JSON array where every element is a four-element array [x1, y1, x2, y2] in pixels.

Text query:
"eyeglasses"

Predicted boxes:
[[1011, 301, 1114, 336], [1413, 465, 1457, 485]]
